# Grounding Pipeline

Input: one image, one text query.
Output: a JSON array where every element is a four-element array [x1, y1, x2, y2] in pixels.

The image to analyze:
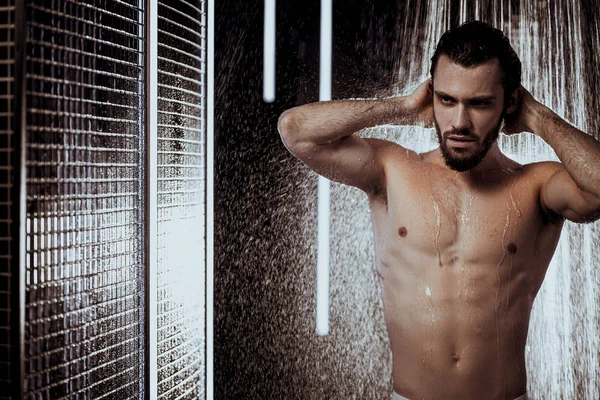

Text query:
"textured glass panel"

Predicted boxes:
[[156, 0, 206, 399], [23, 1, 145, 399], [0, 1, 14, 399]]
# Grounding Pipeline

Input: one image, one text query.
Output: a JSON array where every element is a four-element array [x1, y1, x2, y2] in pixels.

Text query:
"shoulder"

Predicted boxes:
[[519, 161, 564, 192], [363, 138, 421, 164], [521, 161, 565, 221], [362, 138, 420, 197], [521, 161, 563, 181]]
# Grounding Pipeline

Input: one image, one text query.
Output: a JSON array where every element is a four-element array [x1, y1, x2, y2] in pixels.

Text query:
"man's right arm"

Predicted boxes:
[[278, 80, 433, 194]]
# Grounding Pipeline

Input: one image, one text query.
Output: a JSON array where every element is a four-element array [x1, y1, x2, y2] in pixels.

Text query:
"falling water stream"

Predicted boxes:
[[362, 0, 600, 398]]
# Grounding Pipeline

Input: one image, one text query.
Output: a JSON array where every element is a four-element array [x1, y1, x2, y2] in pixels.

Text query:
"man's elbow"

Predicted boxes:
[[278, 109, 304, 148]]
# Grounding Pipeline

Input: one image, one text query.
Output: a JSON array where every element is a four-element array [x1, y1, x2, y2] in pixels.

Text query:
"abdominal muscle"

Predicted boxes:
[[366, 150, 563, 399], [379, 251, 531, 400], [370, 187, 545, 399]]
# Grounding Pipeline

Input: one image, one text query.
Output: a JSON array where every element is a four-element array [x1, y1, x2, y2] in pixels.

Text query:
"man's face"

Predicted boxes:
[[432, 55, 506, 172]]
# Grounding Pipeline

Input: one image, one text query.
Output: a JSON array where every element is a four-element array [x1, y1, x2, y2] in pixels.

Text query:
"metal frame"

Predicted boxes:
[[12, 0, 26, 398], [206, 0, 215, 397], [144, 0, 158, 399]]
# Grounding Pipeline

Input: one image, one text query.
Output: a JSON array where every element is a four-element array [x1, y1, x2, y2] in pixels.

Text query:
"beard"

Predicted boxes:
[[435, 115, 504, 172]]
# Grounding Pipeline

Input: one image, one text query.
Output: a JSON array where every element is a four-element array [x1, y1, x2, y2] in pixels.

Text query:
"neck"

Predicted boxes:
[[464, 143, 504, 174], [434, 142, 517, 183]]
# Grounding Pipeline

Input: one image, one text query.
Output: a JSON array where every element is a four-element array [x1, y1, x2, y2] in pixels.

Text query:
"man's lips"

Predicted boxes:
[[446, 134, 477, 142], [446, 135, 477, 148]]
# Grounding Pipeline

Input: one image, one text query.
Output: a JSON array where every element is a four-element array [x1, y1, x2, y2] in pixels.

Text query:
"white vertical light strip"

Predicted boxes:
[[263, 0, 276, 102], [316, 177, 330, 336], [206, 0, 215, 397], [146, 0, 158, 398], [316, 0, 332, 337], [319, 0, 332, 101]]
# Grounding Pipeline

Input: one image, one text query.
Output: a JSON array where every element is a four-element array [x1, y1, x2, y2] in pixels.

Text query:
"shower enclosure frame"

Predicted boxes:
[[144, 0, 159, 399], [12, 0, 26, 398]]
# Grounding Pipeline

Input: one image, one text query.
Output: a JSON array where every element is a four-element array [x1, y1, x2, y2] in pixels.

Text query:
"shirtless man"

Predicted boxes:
[[277, 21, 600, 400]]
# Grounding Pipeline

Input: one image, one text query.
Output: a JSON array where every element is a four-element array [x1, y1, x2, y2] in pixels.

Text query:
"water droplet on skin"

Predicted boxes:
[[425, 285, 435, 310], [432, 198, 442, 266], [462, 194, 475, 229], [424, 283, 435, 379], [506, 184, 522, 307]]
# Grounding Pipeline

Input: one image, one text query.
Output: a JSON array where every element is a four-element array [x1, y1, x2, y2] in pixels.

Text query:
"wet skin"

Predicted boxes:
[[368, 143, 563, 400], [367, 56, 565, 400], [278, 54, 600, 399]]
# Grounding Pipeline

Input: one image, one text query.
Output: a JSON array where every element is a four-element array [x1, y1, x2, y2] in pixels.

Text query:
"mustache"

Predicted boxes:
[[443, 129, 477, 140]]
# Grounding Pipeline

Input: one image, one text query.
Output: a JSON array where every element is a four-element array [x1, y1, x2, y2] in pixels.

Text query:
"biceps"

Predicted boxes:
[[289, 135, 385, 193], [541, 168, 600, 222]]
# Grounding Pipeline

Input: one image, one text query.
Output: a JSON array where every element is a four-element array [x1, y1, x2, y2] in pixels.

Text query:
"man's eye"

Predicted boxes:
[[470, 100, 489, 106], [440, 97, 453, 103]]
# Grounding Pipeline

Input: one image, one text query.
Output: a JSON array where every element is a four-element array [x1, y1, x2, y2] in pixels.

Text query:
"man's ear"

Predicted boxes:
[[505, 87, 522, 115]]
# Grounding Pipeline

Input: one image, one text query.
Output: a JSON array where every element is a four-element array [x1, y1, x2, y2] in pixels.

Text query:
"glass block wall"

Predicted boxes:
[[24, 1, 146, 398], [0, 1, 14, 399], [0, 0, 208, 398], [156, 0, 205, 399]]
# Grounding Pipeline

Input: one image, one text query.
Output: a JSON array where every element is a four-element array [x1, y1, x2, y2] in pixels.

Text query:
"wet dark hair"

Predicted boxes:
[[430, 21, 522, 106]]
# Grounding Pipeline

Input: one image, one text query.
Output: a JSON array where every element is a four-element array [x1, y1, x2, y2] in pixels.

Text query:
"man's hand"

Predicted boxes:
[[502, 86, 545, 135], [400, 79, 434, 128]]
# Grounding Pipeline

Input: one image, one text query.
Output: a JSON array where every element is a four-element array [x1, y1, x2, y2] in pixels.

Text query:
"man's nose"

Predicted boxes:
[[451, 104, 472, 131]]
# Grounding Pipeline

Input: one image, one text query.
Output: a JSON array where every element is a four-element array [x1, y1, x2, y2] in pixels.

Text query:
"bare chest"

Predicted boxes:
[[369, 166, 545, 268]]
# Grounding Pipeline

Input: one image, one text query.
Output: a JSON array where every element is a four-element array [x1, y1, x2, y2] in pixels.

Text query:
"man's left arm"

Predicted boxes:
[[506, 88, 600, 223]]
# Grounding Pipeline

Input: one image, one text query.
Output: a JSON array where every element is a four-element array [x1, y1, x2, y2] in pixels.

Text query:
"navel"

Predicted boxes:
[[507, 243, 517, 254], [398, 226, 408, 238]]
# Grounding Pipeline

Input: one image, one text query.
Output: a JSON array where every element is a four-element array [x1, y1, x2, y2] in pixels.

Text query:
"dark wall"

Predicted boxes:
[[214, 1, 399, 398]]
